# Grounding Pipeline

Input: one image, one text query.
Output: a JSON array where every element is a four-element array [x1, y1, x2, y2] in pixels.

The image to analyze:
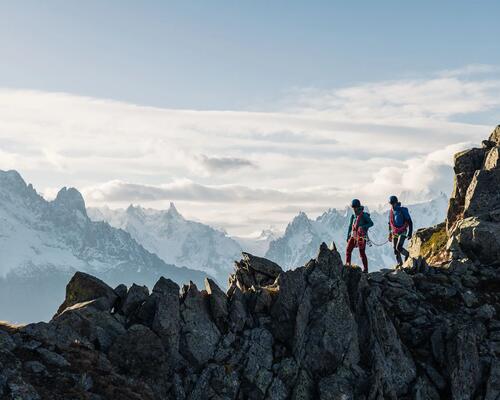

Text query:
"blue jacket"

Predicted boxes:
[[347, 207, 374, 240], [389, 203, 413, 236]]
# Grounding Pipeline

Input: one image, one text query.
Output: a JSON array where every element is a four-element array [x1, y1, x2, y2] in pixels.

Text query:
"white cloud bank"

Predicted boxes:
[[0, 65, 499, 234]]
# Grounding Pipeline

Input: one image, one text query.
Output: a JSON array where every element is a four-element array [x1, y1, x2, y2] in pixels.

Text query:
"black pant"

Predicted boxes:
[[393, 234, 409, 265]]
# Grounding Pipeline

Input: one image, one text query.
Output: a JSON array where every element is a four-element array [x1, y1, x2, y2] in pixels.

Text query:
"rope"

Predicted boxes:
[[366, 235, 389, 247]]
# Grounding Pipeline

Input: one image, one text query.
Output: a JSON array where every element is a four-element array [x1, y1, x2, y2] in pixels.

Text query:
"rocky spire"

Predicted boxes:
[[166, 201, 183, 220], [52, 187, 87, 216], [489, 124, 500, 145]]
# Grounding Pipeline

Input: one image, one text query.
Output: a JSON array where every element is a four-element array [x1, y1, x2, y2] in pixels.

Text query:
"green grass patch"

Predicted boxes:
[[420, 225, 448, 259]]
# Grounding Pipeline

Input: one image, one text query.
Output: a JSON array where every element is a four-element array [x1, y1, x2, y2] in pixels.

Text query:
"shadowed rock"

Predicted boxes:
[[55, 272, 118, 316]]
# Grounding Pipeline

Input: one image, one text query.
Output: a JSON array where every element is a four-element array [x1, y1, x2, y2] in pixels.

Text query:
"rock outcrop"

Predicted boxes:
[[413, 125, 500, 266], [1, 127, 500, 400]]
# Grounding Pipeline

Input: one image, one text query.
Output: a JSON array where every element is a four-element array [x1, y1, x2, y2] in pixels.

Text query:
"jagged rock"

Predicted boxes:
[[476, 304, 496, 320], [486, 361, 500, 400], [299, 246, 360, 377], [364, 285, 416, 397], [453, 217, 500, 264], [113, 283, 128, 315], [41, 298, 126, 351], [205, 278, 229, 332], [240, 328, 274, 398], [242, 252, 282, 276], [151, 277, 180, 359], [447, 324, 483, 400], [484, 146, 500, 170], [7, 380, 41, 400], [24, 361, 47, 376], [0, 330, 16, 352], [36, 348, 70, 367], [412, 376, 440, 400], [410, 126, 500, 268], [291, 370, 314, 400], [56, 272, 118, 316], [179, 282, 221, 366], [447, 147, 488, 230], [267, 378, 289, 400], [228, 285, 251, 333], [121, 283, 149, 317], [108, 324, 166, 376], [464, 169, 500, 218], [490, 125, 500, 144], [409, 223, 449, 264], [270, 266, 307, 346], [230, 252, 283, 291], [251, 287, 274, 314]]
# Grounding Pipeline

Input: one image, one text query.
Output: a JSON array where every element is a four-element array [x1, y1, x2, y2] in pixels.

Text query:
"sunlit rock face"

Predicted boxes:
[[411, 125, 500, 267]]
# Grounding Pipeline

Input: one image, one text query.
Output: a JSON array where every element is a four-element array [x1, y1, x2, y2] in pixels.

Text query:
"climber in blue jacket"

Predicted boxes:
[[388, 195, 413, 267]]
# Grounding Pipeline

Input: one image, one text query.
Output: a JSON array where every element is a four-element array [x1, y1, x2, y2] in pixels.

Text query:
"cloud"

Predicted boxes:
[[438, 64, 500, 78], [196, 154, 257, 174], [290, 77, 500, 122], [0, 64, 499, 234], [249, 131, 338, 145], [362, 142, 472, 203], [82, 179, 343, 204]]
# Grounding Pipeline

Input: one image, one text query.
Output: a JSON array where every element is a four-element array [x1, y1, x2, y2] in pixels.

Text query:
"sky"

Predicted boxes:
[[0, 1, 499, 235]]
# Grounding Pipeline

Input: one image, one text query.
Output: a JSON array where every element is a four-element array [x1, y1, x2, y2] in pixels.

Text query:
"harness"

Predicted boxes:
[[351, 213, 367, 246], [390, 209, 409, 235]]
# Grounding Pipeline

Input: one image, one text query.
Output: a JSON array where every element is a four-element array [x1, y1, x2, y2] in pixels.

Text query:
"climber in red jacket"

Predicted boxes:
[[346, 199, 374, 273]]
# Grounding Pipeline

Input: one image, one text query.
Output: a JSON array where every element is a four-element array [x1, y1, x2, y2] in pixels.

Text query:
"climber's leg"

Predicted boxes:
[[345, 237, 356, 266], [358, 238, 368, 273]]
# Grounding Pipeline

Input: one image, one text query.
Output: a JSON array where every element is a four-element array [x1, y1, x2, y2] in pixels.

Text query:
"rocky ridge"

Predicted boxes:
[[1, 127, 500, 399]]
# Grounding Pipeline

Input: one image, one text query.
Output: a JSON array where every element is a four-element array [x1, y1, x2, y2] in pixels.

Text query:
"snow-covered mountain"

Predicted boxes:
[[0, 170, 208, 323], [232, 228, 280, 257], [265, 194, 449, 270], [88, 203, 243, 283]]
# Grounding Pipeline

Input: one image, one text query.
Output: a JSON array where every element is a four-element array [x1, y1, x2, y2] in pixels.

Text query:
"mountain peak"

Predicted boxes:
[[258, 228, 278, 240], [126, 204, 145, 217], [293, 211, 309, 224], [53, 187, 87, 215], [167, 202, 183, 219], [284, 211, 312, 235], [0, 169, 28, 192]]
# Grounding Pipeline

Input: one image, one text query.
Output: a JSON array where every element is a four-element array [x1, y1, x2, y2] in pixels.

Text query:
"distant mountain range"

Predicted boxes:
[[0, 169, 449, 323], [90, 195, 448, 278], [265, 194, 449, 270], [0, 170, 208, 323], [88, 203, 243, 283], [232, 229, 280, 257], [88, 204, 281, 283]]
